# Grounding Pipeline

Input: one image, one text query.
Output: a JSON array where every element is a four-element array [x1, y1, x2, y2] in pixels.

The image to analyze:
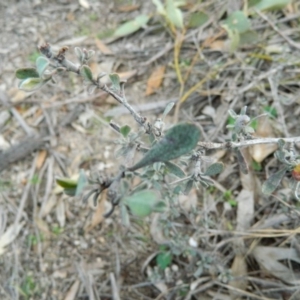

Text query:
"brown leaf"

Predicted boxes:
[[145, 66, 166, 96], [84, 191, 107, 233], [117, 4, 140, 12], [95, 38, 113, 55], [249, 118, 277, 163], [36, 150, 47, 170], [64, 280, 80, 300]]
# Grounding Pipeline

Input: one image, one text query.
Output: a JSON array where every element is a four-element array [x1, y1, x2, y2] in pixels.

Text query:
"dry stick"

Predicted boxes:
[[255, 9, 300, 51], [14, 154, 38, 228], [198, 136, 300, 151]]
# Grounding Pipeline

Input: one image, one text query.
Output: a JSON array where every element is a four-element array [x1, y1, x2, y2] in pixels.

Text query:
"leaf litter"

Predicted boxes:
[[1, 0, 300, 299]]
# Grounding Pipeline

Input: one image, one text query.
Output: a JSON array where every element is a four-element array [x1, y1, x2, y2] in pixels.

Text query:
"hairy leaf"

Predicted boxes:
[[109, 73, 121, 91], [120, 125, 131, 138], [204, 162, 224, 177], [164, 161, 186, 178], [262, 168, 288, 195], [16, 68, 39, 79], [80, 65, 93, 82], [128, 123, 200, 172], [36, 56, 49, 76], [124, 190, 158, 217]]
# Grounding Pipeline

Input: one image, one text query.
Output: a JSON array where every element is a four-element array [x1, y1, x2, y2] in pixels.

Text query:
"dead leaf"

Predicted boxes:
[[0, 222, 25, 256], [95, 38, 113, 55], [36, 150, 47, 170], [229, 254, 248, 299], [84, 191, 106, 233], [252, 246, 300, 285], [178, 188, 197, 212], [117, 4, 140, 12], [145, 66, 166, 96], [236, 189, 254, 231], [249, 118, 277, 163], [78, 0, 90, 9], [64, 280, 80, 300], [56, 198, 66, 228]]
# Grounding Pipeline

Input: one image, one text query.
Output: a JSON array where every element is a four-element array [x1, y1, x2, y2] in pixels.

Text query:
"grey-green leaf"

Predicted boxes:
[[16, 68, 40, 79], [18, 78, 46, 92], [163, 102, 175, 119], [165, 161, 186, 178], [113, 14, 149, 38], [36, 56, 49, 76], [124, 190, 158, 217], [262, 168, 288, 195], [109, 73, 121, 91], [75, 170, 88, 196], [204, 162, 224, 177], [223, 11, 251, 33], [80, 65, 93, 82], [120, 125, 131, 138], [128, 123, 200, 172]]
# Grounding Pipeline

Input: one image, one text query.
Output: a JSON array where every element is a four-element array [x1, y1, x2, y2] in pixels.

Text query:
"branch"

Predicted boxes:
[[198, 136, 300, 151]]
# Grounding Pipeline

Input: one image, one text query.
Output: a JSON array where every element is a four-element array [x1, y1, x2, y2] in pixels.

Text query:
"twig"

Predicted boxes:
[[198, 136, 300, 151], [39, 43, 149, 131], [255, 9, 300, 50]]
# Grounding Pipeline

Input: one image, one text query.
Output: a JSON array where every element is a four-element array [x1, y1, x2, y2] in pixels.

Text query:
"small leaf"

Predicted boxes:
[[74, 47, 83, 62], [228, 109, 238, 119], [184, 179, 194, 195], [120, 125, 131, 138], [152, 201, 167, 213], [252, 0, 291, 11], [15, 68, 39, 79], [187, 11, 209, 28], [166, 0, 184, 29], [163, 102, 175, 119], [113, 14, 150, 38], [262, 168, 288, 194], [156, 251, 172, 270], [75, 170, 88, 196], [204, 162, 224, 177], [128, 123, 200, 172], [56, 177, 78, 189], [152, 0, 166, 15], [109, 73, 121, 91], [80, 65, 93, 82], [18, 78, 46, 92], [223, 26, 240, 52], [124, 190, 158, 217], [36, 56, 49, 76], [165, 161, 186, 178], [223, 11, 251, 33], [64, 188, 77, 196]]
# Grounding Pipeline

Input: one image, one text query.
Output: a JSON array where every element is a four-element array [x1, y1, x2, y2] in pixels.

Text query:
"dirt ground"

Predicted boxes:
[[1, 0, 300, 299]]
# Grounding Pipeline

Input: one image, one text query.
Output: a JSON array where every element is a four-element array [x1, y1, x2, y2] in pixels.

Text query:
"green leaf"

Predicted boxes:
[[223, 11, 251, 33], [239, 30, 259, 45], [223, 26, 240, 52], [15, 68, 40, 79], [18, 78, 46, 92], [120, 125, 131, 138], [152, 201, 167, 213], [166, 0, 184, 29], [80, 65, 93, 82], [109, 73, 121, 91], [187, 11, 209, 28], [63, 188, 77, 196], [184, 179, 194, 195], [128, 123, 200, 172], [152, 0, 166, 15], [263, 106, 277, 118], [156, 251, 172, 270], [204, 162, 224, 177], [124, 190, 158, 217], [262, 168, 288, 195], [113, 14, 150, 38], [75, 170, 88, 196], [56, 177, 78, 189], [36, 56, 49, 76], [252, 0, 291, 11], [164, 161, 186, 178]]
